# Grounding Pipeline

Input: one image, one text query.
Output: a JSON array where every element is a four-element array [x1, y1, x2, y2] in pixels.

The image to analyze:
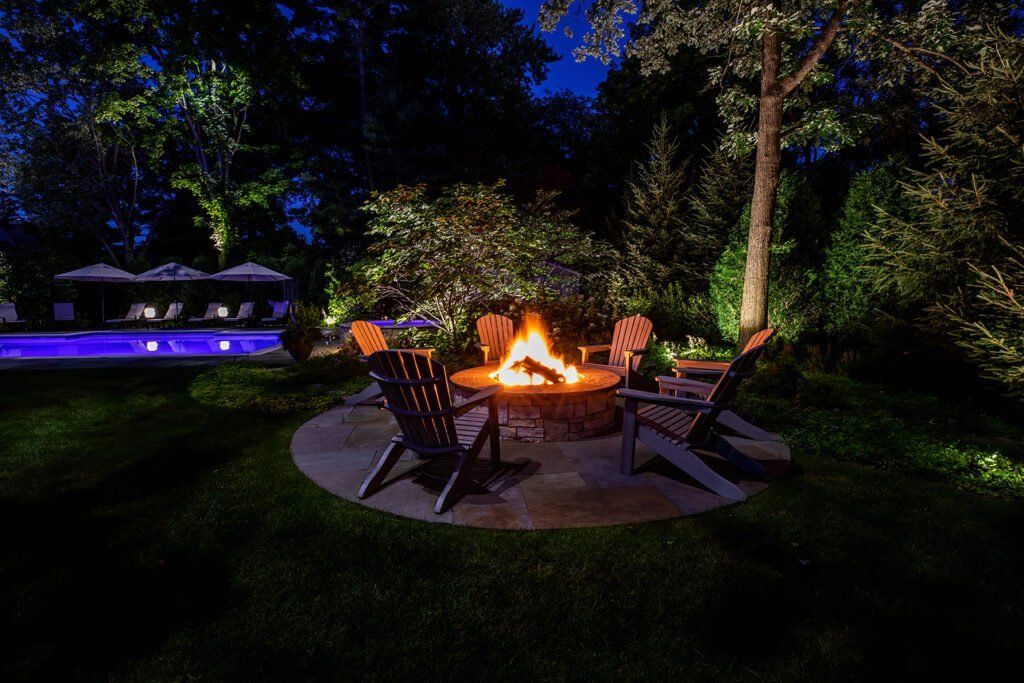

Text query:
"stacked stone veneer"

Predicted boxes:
[[455, 387, 618, 442]]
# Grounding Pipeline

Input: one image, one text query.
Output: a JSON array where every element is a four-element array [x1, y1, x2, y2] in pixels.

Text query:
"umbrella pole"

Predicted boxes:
[[101, 282, 105, 323]]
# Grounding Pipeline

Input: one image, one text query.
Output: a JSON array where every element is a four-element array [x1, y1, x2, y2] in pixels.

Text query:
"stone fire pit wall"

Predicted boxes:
[[453, 386, 617, 442]]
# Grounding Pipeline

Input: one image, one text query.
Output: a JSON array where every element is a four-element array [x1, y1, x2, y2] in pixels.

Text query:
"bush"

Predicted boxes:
[[821, 164, 909, 340]]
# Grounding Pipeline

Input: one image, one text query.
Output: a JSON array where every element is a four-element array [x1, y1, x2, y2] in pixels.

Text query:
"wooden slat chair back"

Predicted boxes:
[[682, 344, 767, 445], [359, 350, 502, 513], [609, 315, 654, 369], [369, 350, 460, 453], [351, 320, 389, 358], [476, 313, 515, 365]]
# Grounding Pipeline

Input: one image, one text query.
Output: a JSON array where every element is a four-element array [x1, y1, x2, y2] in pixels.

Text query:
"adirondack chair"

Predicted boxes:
[[619, 341, 773, 501], [578, 314, 653, 388], [0, 302, 27, 329], [660, 328, 780, 442], [358, 350, 502, 514], [673, 328, 775, 380], [476, 313, 515, 365], [350, 320, 433, 362]]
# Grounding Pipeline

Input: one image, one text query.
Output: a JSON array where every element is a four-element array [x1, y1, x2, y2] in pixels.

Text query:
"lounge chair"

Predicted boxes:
[[358, 350, 501, 513], [619, 337, 782, 501], [261, 300, 290, 325], [145, 302, 183, 326], [578, 315, 654, 388], [658, 328, 780, 442], [53, 302, 75, 325], [224, 302, 254, 324], [476, 313, 515, 365], [188, 302, 223, 325], [106, 302, 146, 326], [0, 302, 27, 329], [350, 320, 433, 361]]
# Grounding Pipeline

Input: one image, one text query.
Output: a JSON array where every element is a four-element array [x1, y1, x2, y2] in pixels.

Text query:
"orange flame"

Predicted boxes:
[[489, 316, 579, 386]]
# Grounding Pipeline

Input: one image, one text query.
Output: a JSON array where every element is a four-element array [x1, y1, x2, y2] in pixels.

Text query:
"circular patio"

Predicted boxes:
[[291, 399, 791, 530]]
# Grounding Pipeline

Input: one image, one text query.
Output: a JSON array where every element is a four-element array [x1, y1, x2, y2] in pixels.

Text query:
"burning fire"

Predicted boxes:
[[490, 317, 580, 386]]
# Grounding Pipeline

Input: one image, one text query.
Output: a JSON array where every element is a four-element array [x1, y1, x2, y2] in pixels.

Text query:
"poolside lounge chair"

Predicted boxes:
[[261, 300, 290, 325], [578, 315, 654, 389], [106, 303, 146, 326], [350, 320, 433, 362], [359, 350, 501, 514], [0, 302, 27, 328], [619, 338, 777, 501], [476, 313, 515, 365], [53, 302, 75, 324], [145, 302, 183, 326], [225, 302, 254, 324], [189, 302, 223, 325]]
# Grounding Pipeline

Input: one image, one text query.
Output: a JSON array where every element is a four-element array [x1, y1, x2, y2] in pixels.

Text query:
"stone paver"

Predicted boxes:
[[290, 404, 790, 530]]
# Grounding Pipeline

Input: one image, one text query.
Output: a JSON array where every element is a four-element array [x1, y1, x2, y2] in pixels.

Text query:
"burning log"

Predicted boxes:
[[511, 356, 566, 384]]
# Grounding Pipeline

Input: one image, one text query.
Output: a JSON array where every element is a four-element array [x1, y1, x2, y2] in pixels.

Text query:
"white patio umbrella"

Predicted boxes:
[[208, 261, 292, 302], [54, 263, 136, 322], [134, 262, 209, 311]]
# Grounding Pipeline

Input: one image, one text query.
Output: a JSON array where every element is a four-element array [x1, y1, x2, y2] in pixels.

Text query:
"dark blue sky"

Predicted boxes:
[[501, 0, 612, 97]]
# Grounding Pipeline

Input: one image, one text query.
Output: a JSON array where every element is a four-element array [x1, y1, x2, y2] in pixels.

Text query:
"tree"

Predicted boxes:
[[351, 182, 602, 344], [168, 60, 288, 266], [0, 0, 167, 264], [868, 29, 1024, 392], [621, 115, 707, 292], [540, 0, 983, 345]]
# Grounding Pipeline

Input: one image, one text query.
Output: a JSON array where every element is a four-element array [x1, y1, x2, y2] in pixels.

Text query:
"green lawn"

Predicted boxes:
[[2, 364, 1023, 680]]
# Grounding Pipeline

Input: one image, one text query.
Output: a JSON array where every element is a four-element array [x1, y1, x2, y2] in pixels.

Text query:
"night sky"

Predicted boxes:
[[501, 0, 614, 97]]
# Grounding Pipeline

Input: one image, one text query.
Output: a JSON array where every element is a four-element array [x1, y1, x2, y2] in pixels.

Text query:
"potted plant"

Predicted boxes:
[[281, 303, 323, 362]]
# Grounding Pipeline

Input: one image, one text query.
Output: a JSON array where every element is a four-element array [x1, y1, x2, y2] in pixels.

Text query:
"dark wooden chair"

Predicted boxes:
[[350, 320, 434, 362], [673, 328, 775, 380], [578, 314, 654, 388], [476, 313, 515, 365], [659, 328, 778, 442], [358, 350, 502, 514], [619, 341, 772, 501]]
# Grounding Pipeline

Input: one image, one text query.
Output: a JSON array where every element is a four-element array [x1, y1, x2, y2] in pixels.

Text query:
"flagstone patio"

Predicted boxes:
[[291, 395, 790, 529]]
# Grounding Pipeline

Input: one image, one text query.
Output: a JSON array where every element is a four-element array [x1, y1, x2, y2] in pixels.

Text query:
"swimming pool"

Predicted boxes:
[[0, 330, 283, 359]]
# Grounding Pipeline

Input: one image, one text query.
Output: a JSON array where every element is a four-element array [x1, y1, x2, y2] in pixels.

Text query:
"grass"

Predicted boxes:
[[1, 362, 1023, 680]]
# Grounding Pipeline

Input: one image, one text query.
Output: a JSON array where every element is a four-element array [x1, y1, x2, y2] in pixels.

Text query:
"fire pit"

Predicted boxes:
[[450, 316, 620, 442]]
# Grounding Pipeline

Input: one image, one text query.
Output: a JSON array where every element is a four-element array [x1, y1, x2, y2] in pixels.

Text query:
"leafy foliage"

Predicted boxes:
[[349, 182, 606, 346]]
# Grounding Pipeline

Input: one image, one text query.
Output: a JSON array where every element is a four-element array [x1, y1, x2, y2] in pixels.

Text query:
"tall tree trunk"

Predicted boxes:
[[738, 29, 784, 348]]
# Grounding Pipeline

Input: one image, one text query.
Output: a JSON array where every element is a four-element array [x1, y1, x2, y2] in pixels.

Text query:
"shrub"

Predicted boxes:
[[821, 164, 909, 340]]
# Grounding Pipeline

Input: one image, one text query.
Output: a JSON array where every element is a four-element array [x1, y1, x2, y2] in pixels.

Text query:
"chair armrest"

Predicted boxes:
[[454, 384, 502, 417], [656, 376, 713, 397], [478, 343, 491, 365], [673, 359, 728, 378], [618, 388, 715, 412], [578, 343, 610, 364]]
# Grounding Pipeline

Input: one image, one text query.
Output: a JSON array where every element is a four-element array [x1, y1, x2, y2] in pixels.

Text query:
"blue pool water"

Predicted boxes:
[[0, 331, 282, 359]]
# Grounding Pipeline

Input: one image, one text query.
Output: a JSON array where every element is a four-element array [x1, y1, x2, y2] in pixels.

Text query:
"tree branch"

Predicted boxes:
[[779, 0, 854, 97]]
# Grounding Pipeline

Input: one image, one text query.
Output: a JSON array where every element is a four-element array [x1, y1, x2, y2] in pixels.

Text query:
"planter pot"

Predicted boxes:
[[286, 340, 315, 362]]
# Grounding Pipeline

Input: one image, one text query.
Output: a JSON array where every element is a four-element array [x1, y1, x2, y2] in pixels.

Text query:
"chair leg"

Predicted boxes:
[[620, 397, 638, 475], [359, 437, 406, 499], [710, 433, 768, 479], [435, 447, 478, 514], [658, 444, 747, 501], [487, 398, 501, 465]]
